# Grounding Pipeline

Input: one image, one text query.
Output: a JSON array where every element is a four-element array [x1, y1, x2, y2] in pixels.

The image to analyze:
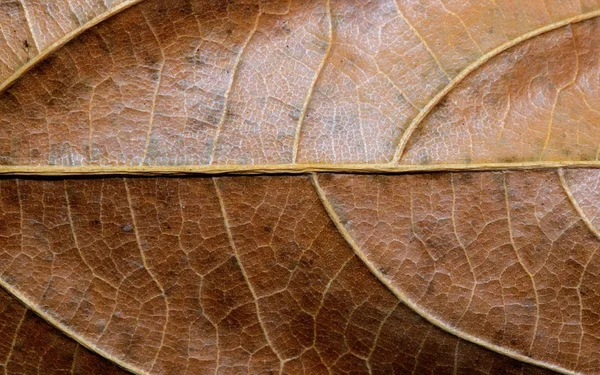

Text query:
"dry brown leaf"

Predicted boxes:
[[0, 287, 128, 374], [0, 0, 141, 89], [0, 0, 600, 374]]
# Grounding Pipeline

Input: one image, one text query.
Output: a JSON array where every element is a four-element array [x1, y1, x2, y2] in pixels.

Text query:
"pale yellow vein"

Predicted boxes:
[[502, 173, 540, 356], [140, 11, 166, 166], [558, 168, 600, 369], [391, 10, 600, 164], [19, 0, 40, 52], [0, 0, 147, 95], [124, 178, 168, 372], [392, 0, 451, 78], [1, 308, 26, 370], [212, 178, 284, 373], [209, 8, 262, 164], [540, 29, 579, 160], [312, 173, 576, 375], [291, 0, 333, 163]]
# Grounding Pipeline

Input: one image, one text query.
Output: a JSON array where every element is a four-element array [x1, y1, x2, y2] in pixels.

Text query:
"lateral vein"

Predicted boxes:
[[311, 173, 577, 375], [391, 10, 600, 164]]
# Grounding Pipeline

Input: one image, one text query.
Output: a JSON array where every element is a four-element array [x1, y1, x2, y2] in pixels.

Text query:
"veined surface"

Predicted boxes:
[[2, 1, 600, 374]]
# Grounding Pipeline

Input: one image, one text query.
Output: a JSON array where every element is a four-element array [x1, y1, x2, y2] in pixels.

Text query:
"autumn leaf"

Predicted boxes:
[[0, 0, 599, 374]]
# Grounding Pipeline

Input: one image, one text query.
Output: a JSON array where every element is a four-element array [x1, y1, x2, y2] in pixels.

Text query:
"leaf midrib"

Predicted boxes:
[[0, 161, 599, 176]]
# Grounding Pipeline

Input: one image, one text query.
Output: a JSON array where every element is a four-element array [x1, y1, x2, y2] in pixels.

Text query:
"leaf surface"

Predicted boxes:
[[1, 1, 600, 374], [1, 0, 599, 168], [0, 287, 128, 374], [0, 176, 564, 374], [0, 0, 142, 91]]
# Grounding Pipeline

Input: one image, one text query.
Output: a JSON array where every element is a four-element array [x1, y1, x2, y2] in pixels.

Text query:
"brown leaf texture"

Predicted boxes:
[[1, 0, 600, 374], [0, 0, 141, 91], [0, 177, 566, 374], [0, 287, 128, 374]]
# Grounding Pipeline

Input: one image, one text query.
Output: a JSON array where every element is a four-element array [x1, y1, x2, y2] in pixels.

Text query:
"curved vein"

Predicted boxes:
[[0, 272, 145, 374], [140, 11, 166, 166], [502, 174, 540, 356], [310, 173, 577, 375], [1, 308, 27, 369], [209, 9, 261, 164], [558, 168, 600, 368], [19, 0, 40, 51], [559, 169, 600, 245], [392, 0, 450, 78], [540, 30, 580, 161], [0, 0, 148, 95], [213, 178, 284, 373], [124, 178, 168, 373], [391, 9, 600, 164], [450, 174, 477, 324], [291, 0, 333, 163]]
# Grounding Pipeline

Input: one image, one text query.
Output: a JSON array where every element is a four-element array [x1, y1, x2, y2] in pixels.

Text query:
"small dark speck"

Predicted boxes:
[[122, 223, 133, 232]]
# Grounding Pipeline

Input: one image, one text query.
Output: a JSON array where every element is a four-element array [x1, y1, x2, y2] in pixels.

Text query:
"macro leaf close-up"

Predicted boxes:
[[1, 0, 600, 374]]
